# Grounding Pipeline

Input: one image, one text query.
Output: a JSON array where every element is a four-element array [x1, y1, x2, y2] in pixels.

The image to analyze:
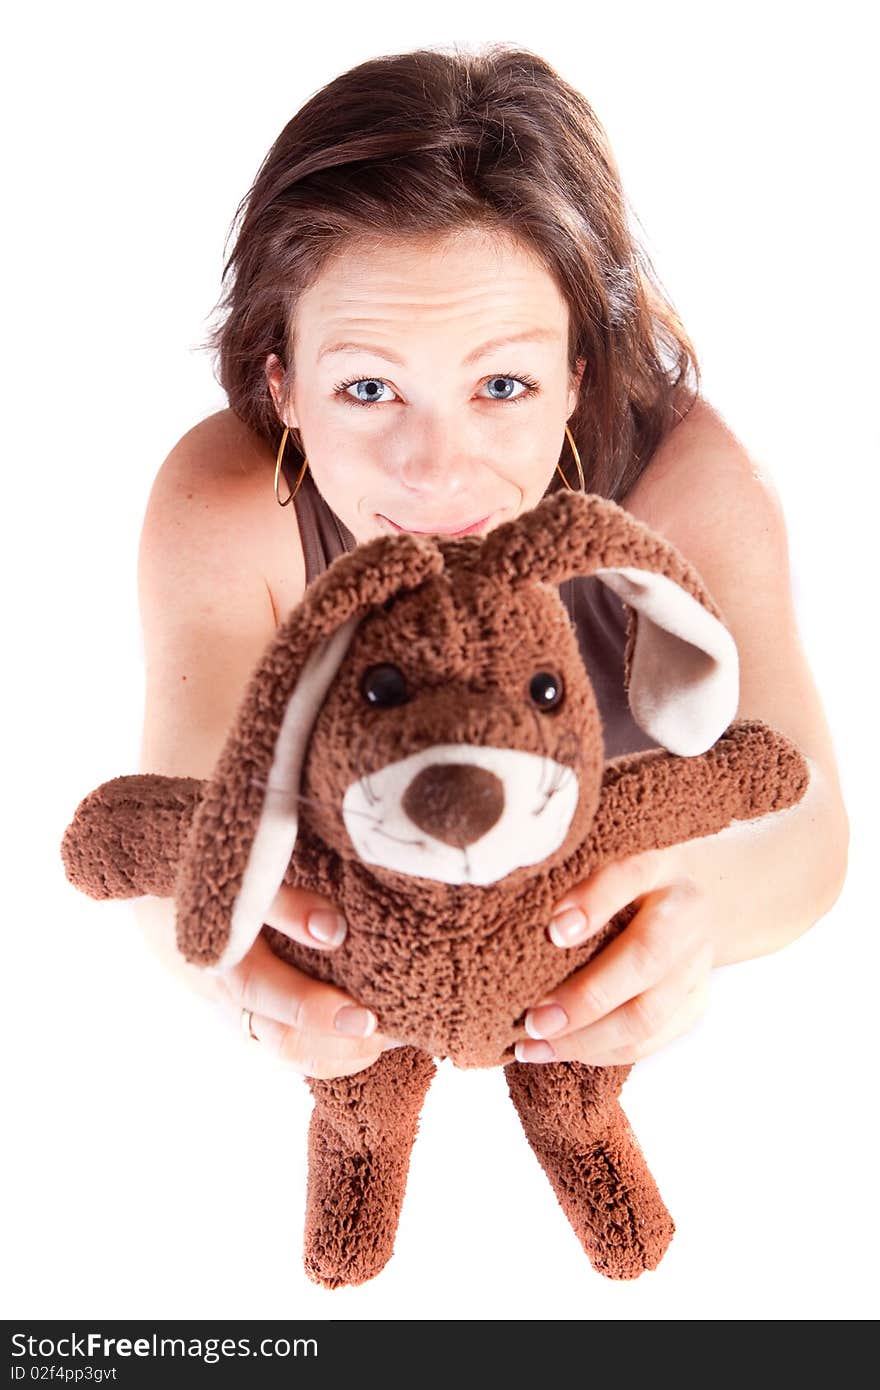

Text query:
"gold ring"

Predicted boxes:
[[241, 1007, 259, 1042]]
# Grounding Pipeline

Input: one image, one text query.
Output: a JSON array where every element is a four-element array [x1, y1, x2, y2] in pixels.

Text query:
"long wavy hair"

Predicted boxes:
[[202, 42, 701, 503]]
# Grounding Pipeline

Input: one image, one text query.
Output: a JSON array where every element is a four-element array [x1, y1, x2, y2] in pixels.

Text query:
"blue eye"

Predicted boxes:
[[338, 378, 397, 406], [333, 371, 540, 409], [484, 375, 527, 401]]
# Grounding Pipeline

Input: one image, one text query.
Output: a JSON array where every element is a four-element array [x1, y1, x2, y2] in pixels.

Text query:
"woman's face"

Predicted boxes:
[[266, 227, 585, 544]]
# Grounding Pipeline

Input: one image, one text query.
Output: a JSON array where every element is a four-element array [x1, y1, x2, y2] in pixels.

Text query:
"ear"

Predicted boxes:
[[478, 489, 739, 757], [265, 352, 297, 430], [567, 358, 586, 413], [175, 532, 444, 972]]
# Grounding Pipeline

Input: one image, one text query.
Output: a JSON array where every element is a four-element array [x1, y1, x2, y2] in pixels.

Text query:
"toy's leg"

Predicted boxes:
[[303, 1046, 437, 1288], [504, 1060, 674, 1279]]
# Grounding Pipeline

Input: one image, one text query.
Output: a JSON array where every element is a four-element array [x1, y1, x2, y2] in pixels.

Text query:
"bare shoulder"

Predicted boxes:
[[141, 408, 306, 624], [617, 405, 848, 826], [621, 396, 786, 548], [137, 410, 307, 779]]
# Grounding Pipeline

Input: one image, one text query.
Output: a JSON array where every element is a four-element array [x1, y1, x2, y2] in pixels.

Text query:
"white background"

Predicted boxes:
[[4, 0, 877, 1322]]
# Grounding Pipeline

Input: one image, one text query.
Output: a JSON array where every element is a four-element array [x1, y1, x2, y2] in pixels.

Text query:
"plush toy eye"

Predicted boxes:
[[361, 663, 410, 707], [529, 670, 564, 710]]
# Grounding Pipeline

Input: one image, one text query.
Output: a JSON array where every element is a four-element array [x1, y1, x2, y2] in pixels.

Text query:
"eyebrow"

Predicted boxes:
[[317, 327, 560, 368]]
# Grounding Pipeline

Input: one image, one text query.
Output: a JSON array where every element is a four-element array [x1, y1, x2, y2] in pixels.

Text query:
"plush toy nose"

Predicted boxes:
[[401, 763, 505, 848]]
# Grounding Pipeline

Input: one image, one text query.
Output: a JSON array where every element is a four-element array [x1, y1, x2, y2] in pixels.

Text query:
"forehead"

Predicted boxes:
[[291, 227, 569, 353]]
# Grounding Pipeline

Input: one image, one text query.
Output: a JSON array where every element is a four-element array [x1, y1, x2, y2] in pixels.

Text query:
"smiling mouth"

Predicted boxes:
[[378, 513, 494, 536]]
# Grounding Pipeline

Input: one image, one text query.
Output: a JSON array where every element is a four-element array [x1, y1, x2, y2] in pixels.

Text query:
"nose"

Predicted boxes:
[[398, 422, 475, 501], [402, 763, 504, 848]]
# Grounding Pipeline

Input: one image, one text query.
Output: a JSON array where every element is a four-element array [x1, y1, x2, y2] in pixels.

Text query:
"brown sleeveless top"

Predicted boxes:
[[288, 464, 658, 759]]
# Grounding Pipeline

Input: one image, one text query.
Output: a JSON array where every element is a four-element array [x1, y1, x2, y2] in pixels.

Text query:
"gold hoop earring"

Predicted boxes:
[[274, 426, 308, 506], [555, 423, 585, 492]]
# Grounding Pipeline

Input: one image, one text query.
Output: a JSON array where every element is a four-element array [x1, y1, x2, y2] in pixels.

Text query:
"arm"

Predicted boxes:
[[517, 403, 850, 1066], [585, 719, 810, 877], [132, 421, 286, 993], [620, 400, 849, 963]]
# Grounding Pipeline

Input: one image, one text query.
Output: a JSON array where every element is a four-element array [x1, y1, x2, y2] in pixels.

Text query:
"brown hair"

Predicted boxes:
[[202, 42, 701, 503]]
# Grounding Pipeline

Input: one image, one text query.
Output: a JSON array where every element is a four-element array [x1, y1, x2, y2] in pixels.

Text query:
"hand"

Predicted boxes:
[[212, 883, 404, 1079], [516, 846, 714, 1066]]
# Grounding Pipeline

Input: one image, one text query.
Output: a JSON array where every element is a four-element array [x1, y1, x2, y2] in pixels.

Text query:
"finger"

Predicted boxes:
[[527, 881, 701, 1039], [216, 931, 378, 1040], [571, 968, 713, 1066], [243, 1009, 398, 1079], [559, 946, 711, 1063], [638, 967, 712, 1053], [548, 849, 667, 947], [263, 881, 348, 951], [517, 950, 712, 1066]]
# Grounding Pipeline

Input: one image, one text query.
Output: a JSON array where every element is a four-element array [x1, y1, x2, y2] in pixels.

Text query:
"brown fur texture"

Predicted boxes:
[[61, 489, 810, 1287]]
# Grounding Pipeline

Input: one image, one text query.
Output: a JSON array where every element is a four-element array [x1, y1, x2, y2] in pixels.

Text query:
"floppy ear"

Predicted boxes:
[[478, 489, 739, 757], [175, 533, 444, 972]]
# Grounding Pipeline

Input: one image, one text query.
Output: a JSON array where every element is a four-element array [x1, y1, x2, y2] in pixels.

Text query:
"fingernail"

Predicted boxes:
[[333, 1005, 377, 1037], [525, 1004, 568, 1039], [307, 910, 347, 946], [515, 1040, 557, 1063], [549, 905, 589, 946]]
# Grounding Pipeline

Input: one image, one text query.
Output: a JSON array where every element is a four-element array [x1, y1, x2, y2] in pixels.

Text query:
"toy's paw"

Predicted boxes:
[[61, 773, 203, 900], [506, 1060, 675, 1279], [302, 1048, 436, 1288], [303, 1126, 408, 1289]]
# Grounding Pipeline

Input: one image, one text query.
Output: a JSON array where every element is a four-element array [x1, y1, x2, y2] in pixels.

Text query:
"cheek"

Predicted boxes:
[[305, 453, 388, 544], [496, 394, 571, 493], [294, 411, 380, 536], [495, 441, 559, 511]]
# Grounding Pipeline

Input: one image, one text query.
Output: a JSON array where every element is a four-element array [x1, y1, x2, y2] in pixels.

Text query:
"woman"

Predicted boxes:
[[134, 44, 849, 1081]]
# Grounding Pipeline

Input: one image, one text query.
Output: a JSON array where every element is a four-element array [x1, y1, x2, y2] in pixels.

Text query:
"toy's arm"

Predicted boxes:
[[585, 718, 810, 870], [60, 774, 205, 900]]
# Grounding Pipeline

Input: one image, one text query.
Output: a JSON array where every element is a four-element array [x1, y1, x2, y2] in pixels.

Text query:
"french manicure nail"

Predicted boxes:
[[525, 1004, 568, 1039], [333, 1005, 377, 1037], [549, 905, 589, 946], [515, 1040, 557, 1063], [307, 909, 347, 946]]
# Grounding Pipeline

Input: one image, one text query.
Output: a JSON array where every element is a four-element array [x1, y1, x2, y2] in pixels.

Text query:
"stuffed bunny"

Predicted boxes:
[[61, 488, 810, 1288]]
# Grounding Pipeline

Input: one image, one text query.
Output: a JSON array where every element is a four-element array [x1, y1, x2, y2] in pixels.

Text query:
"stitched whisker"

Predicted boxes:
[[528, 704, 552, 798], [555, 729, 584, 769], [299, 793, 385, 825], [360, 771, 382, 807], [247, 778, 385, 826], [369, 824, 426, 849]]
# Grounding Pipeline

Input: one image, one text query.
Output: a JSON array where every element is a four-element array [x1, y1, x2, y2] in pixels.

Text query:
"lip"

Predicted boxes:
[[379, 512, 494, 536]]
